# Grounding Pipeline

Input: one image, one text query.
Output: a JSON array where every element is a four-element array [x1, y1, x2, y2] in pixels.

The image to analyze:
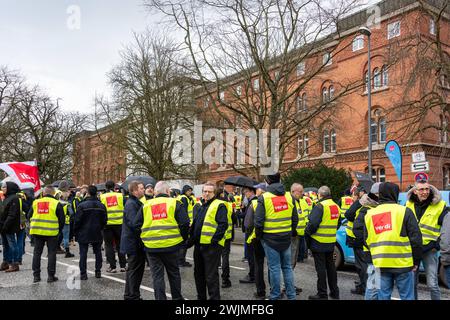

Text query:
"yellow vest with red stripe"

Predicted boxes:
[[340, 196, 354, 218], [365, 203, 413, 268], [311, 199, 340, 243], [262, 192, 294, 234], [30, 197, 60, 236], [406, 199, 446, 245], [100, 192, 124, 226]]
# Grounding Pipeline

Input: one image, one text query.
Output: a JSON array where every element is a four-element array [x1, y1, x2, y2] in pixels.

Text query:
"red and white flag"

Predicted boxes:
[[0, 160, 41, 192]]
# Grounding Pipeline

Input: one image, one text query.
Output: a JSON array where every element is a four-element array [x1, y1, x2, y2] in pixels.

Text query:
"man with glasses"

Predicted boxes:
[[406, 172, 448, 300]]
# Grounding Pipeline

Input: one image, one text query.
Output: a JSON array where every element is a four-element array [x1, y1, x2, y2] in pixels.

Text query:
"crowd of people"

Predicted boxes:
[[0, 171, 449, 301]]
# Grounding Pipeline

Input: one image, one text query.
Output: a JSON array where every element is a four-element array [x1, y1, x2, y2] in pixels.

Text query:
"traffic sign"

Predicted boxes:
[[411, 161, 429, 172], [412, 152, 426, 163]]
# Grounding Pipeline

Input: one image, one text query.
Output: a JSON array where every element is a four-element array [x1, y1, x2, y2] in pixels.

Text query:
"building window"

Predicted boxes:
[[365, 71, 369, 92], [219, 91, 225, 101], [430, 18, 436, 35], [323, 52, 332, 66], [387, 21, 401, 39], [329, 86, 334, 100], [235, 85, 242, 96], [382, 65, 389, 87], [371, 167, 386, 182], [322, 87, 328, 103], [331, 129, 336, 152], [352, 35, 364, 51], [253, 78, 260, 91], [323, 130, 330, 153], [297, 96, 303, 112], [379, 117, 386, 143], [298, 135, 309, 157], [302, 93, 307, 111], [441, 75, 450, 89], [204, 96, 210, 108], [443, 166, 450, 189], [373, 68, 381, 89], [297, 62, 305, 76], [274, 70, 280, 80], [370, 118, 378, 144]]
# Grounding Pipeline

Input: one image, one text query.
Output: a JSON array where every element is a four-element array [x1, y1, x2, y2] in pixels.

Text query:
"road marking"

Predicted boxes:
[[25, 252, 177, 299], [186, 257, 246, 270]]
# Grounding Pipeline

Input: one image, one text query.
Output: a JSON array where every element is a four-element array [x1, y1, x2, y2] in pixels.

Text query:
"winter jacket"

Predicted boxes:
[[255, 183, 298, 252], [364, 182, 422, 273], [406, 184, 448, 252], [344, 199, 363, 247], [0, 182, 21, 234], [305, 196, 340, 253], [120, 195, 144, 255], [134, 194, 190, 253], [353, 194, 379, 251], [440, 213, 450, 266], [74, 196, 107, 243], [243, 195, 258, 236], [189, 196, 228, 246]]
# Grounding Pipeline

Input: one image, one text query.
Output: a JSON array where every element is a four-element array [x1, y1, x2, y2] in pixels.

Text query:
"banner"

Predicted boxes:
[[384, 140, 402, 185], [0, 160, 41, 192]]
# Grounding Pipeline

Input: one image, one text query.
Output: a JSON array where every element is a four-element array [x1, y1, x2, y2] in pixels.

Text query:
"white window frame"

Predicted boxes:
[[323, 52, 332, 66], [302, 93, 307, 111], [352, 35, 364, 51], [330, 129, 336, 152], [235, 85, 242, 96], [387, 21, 401, 39], [373, 68, 381, 89], [304, 134, 309, 156], [297, 62, 305, 76], [370, 118, 378, 144], [253, 78, 260, 91], [382, 65, 389, 87], [323, 131, 330, 153], [329, 86, 334, 100], [219, 91, 225, 101], [204, 96, 210, 108], [379, 118, 387, 143]]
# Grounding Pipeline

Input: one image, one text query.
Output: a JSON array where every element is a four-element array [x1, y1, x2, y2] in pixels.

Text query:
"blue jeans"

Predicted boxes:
[[16, 229, 25, 263], [1, 233, 19, 264], [364, 264, 379, 300], [63, 224, 70, 249], [414, 249, 440, 300], [379, 271, 414, 300], [262, 240, 296, 300]]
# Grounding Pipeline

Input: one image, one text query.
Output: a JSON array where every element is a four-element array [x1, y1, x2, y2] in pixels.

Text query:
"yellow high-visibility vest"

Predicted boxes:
[[234, 195, 242, 210], [406, 200, 446, 245], [311, 199, 340, 244], [100, 192, 124, 226], [30, 197, 60, 236], [262, 192, 294, 234], [340, 196, 354, 218], [200, 199, 226, 247], [365, 203, 413, 269], [246, 199, 259, 244], [179, 194, 194, 225], [140, 197, 183, 249], [297, 197, 313, 236]]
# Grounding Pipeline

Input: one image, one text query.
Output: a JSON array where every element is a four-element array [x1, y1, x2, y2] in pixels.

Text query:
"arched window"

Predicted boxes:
[[373, 68, 381, 88], [298, 134, 309, 156], [331, 129, 336, 152], [364, 71, 369, 92], [370, 167, 386, 182], [322, 87, 328, 103], [370, 118, 378, 144], [382, 65, 389, 87], [297, 96, 303, 112], [352, 35, 364, 51], [323, 130, 330, 152], [379, 117, 386, 143], [302, 93, 307, 111], [329, 86, 334, 100]]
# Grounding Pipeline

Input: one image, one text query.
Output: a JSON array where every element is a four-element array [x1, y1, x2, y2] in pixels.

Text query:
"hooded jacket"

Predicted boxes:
[[364, 182, 422, 273], [406, 184, 448, 252], [254, 183, 298, 252], [0, 182, 21, 234]]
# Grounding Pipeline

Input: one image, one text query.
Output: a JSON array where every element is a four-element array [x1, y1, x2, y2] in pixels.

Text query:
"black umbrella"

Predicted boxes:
[[304, 187, 318, 193], [122, 175, 156, 192], [224, 176, 259, 188], [96, 183, 106, 192], [51, 180, 76, 188]]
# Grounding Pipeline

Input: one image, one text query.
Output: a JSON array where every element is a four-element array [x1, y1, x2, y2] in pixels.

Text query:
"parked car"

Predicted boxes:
[[333, 190, 450, 287]]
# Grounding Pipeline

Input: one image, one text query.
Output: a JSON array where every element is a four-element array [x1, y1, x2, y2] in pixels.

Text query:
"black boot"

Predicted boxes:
[[65, 248, 75, 258]]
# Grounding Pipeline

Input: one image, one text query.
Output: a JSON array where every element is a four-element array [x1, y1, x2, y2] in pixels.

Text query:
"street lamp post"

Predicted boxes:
[[359, 26, 372, 179]]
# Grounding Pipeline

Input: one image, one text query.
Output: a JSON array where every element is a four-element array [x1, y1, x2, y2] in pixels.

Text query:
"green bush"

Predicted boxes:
[[282, 162, 353, 202]]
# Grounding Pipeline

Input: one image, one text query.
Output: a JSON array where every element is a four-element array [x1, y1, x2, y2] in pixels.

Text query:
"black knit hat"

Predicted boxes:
[[264, 172, 281, 185]]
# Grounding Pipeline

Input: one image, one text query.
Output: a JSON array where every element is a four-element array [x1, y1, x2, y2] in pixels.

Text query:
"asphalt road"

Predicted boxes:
[[1, 236, 449, 300]]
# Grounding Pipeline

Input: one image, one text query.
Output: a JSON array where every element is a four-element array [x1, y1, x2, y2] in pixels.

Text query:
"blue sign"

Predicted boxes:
[[384, 140, 402, 184]]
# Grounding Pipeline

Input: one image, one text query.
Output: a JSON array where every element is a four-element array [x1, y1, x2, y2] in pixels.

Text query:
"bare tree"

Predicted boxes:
[[146, 0, 368, 180], [94, 31, 201, 180]]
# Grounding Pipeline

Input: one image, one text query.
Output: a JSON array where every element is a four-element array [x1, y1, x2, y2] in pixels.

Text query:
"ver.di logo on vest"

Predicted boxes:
[[271, 196, 288, 212], [37, 202, 50, 214], [330, 205, 340, 220], [372, 212, 392, 234], [106, 196, 118, 207], [151, 203, 168, 220]]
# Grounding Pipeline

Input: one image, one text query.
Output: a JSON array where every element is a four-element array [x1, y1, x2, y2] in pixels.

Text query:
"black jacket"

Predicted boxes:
[[363, 182, 423, 273], [120, 195, 143, 255], [344, 199, 363, 247], [74, 196, 107, 243], [134, 194, 190, 253], [305, 196, 341, 253], [255, 183, 298, 252], [243, 195, 258, 236], [189, 197, 228, 246], [353, 194, 379, 251], [0, 182, 21, 234]]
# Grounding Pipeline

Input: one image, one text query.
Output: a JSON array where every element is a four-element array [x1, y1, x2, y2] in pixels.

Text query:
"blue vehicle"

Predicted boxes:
[[333, 190, 450, 287]]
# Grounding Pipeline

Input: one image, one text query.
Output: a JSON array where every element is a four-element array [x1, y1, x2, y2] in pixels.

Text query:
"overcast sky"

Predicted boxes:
[[0, 0, 158, 113]]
